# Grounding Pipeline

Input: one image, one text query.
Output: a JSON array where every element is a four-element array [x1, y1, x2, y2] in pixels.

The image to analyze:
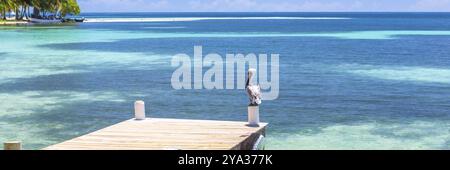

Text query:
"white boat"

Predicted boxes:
[[29, 18, 62, 24]]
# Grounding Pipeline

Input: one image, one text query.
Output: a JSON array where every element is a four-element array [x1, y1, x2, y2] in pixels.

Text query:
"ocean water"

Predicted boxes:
[[1, 12, 450, 150]]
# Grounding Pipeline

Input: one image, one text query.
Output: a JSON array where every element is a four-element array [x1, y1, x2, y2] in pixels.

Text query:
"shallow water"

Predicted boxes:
[[1, 12, 450, 149]]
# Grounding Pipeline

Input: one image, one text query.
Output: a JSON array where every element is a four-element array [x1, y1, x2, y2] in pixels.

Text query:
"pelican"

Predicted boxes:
[[246, 68, 262, 106]]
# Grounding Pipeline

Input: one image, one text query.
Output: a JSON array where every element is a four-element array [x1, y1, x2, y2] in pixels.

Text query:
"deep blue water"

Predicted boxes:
[[1, 13, 450, 149]]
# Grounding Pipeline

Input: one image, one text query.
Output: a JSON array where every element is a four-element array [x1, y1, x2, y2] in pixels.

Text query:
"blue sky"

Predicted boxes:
[[78, 0, 450, 12]]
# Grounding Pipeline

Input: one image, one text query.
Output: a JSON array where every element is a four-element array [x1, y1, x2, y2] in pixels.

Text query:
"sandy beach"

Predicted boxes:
[[0, 19, 29, 25]]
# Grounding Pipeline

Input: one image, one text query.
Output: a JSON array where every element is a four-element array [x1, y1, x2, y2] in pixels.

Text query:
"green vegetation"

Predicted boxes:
[[0, 0, 80, 20]]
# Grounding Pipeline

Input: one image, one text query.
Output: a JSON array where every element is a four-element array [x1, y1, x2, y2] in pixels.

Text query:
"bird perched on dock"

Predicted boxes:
[[246, 68, 262, 106]]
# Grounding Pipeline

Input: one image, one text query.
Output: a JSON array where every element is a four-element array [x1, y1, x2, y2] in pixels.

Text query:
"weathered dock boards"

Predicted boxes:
[[44, 118, 267, 150]]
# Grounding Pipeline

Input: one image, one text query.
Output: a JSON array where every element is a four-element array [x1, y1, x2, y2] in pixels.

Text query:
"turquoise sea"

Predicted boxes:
[[1, 13, 450, 150]]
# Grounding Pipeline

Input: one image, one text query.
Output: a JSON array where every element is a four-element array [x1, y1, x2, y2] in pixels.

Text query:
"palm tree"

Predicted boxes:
[[12, 0, 23, 20], [17, 0, 32, 19], [0, 1, 5, 20], [60, 0, 79, 17], [0, 0, 12, 20], [30, 0, 41, 18]]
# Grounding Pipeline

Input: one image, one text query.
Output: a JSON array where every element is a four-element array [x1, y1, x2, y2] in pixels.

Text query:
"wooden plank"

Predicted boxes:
[[43, 118, 267, 150]]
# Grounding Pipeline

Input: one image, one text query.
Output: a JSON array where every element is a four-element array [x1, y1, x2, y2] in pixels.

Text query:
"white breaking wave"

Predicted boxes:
[[340, 64, 450, 84], [84, 17, 350, 23]]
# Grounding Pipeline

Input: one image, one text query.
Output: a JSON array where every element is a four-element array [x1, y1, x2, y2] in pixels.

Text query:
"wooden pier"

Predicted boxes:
[[44, 118, 267, 150], [1, 101, 266, 150]]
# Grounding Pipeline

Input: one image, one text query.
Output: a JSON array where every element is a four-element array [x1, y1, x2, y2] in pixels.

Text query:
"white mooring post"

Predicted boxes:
[[134, 100, 146, 120], [248, 106, 260, 126], [4, 141, 21, 150]]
